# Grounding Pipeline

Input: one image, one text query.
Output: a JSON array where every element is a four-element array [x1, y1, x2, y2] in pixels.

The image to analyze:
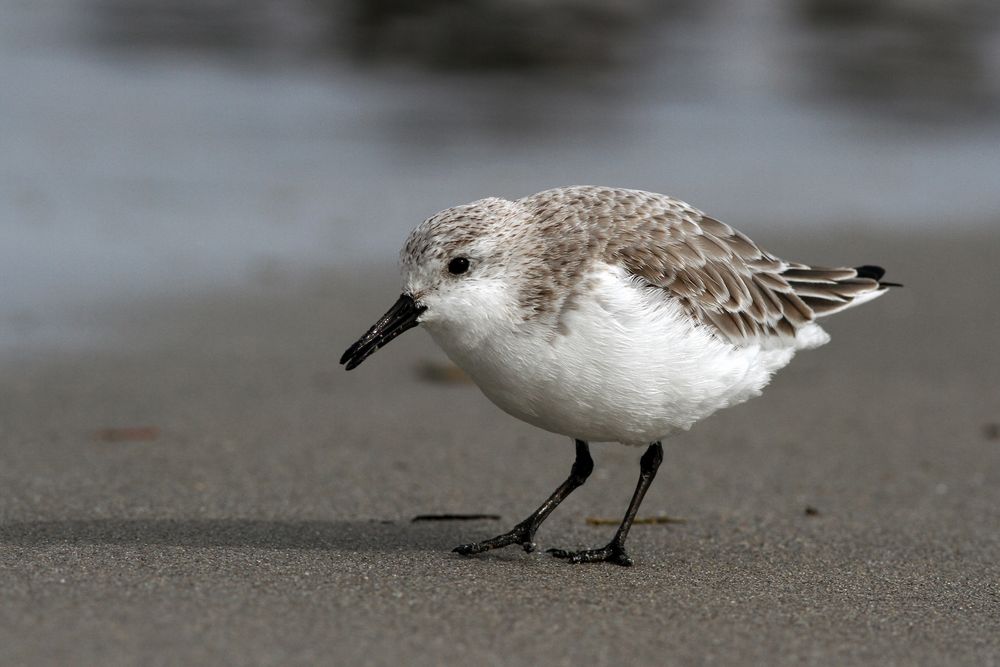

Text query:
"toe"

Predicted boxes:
[[547, 545, 634, 566], [610, 551, 634, 567]]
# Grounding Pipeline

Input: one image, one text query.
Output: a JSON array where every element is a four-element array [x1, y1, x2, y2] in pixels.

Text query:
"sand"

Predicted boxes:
[[1, 229, 998, 666]]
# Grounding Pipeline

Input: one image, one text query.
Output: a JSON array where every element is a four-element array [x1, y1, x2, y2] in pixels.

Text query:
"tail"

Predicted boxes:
[[779, 263, 901, 318]]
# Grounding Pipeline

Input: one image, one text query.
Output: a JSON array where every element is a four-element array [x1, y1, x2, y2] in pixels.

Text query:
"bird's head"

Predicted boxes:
[[340, 197, 525, 370]]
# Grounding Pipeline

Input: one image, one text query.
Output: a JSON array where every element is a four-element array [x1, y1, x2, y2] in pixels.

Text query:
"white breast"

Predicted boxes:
[[427, 264, 819, 445]]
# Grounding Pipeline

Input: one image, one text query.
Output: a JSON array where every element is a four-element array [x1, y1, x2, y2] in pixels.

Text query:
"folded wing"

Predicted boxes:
[[617, 213, 896, 346]]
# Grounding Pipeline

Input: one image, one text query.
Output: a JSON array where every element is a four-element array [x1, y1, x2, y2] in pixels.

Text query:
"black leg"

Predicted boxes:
[[453, 439, 594, 556], [549, 441, 663, 566]]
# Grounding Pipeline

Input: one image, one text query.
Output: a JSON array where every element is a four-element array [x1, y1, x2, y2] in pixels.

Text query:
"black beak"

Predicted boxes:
[[340, 294, 426, 370]]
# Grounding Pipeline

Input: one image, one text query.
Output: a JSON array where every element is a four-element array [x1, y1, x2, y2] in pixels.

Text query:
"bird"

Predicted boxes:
[[340, 186, 898, 566]]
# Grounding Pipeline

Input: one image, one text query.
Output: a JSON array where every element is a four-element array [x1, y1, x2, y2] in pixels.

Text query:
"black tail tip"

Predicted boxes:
[[855, 264, 902, 287], [854, 265, 885, 281]]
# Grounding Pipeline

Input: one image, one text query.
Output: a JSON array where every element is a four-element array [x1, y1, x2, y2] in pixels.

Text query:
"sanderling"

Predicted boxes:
[[341, 186, 898, 566]]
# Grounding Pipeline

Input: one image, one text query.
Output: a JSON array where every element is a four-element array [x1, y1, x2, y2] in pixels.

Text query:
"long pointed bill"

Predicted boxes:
[[340, 294, 426, 370]]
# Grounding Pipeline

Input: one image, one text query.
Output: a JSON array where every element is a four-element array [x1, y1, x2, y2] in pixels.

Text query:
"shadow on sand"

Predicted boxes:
[[0, 518, 481, 552]]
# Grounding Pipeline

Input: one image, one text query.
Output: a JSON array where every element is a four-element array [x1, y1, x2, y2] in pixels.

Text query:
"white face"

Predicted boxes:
[[340, 197, 528, 371], [402, 228, 521, 350]]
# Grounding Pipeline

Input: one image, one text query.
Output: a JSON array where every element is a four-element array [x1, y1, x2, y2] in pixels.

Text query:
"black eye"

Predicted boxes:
[[447, 257, 470, 275]]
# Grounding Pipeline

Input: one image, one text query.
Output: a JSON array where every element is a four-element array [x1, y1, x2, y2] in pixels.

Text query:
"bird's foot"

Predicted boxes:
[[547, 542, 634, 567], [453, 522, 536, 556]]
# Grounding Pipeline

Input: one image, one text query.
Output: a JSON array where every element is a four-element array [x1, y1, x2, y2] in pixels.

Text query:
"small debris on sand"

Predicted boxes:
[[804, 505, 820, 517], [416, 361, 472, 385], [586, 515, 686, 526], [983, 423, 999, 441]]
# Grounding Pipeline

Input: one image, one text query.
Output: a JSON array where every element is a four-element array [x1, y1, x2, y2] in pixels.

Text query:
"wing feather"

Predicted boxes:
[[518, 186, 895, 346], [613, 203, 892, 345]]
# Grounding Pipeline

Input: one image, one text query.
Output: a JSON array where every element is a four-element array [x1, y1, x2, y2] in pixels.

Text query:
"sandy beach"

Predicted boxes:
[[1, 228, 997, 665]]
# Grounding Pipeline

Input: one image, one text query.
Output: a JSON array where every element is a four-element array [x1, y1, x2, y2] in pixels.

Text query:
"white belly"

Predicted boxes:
[[427, 265, 818, 445]]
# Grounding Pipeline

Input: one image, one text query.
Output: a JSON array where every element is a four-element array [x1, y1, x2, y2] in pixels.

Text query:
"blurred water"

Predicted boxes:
[[1, 0, 999, 350]]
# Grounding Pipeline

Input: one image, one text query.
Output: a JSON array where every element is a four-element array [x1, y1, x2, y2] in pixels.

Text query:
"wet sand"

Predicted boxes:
[[1, 229, 998, 666]]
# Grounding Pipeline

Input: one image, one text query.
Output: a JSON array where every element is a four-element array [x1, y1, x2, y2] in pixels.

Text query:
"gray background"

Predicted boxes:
[[2, 2, 999, 665]]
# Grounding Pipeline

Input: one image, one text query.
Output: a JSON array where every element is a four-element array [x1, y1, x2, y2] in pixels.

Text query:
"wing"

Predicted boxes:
[[615, 211, 893, 345]]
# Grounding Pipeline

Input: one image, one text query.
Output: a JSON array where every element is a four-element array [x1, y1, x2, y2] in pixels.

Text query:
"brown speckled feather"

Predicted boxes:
[[518, 186, 890, 345]]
